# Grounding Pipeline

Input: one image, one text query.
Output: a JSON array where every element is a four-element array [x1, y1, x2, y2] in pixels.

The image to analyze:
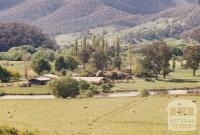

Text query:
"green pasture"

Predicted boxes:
[[0, 85, 50, 95], [0, 60, 37, 78], [114, 62, 200, 91]]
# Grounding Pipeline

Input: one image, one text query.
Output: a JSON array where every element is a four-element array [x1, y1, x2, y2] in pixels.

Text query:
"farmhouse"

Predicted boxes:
[[72, 77, 106, 84]]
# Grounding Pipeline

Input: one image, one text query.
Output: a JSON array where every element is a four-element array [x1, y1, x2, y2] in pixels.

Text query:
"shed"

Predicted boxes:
[[29, 76, 51, 85], [44, 74, 59, 79]]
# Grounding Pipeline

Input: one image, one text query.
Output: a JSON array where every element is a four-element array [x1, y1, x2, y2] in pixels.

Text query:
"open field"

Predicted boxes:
[[0, 96, 199, 135], [0, 60, 36, 78], [0, 85, 50, 95], [114, 63, 200, 91]]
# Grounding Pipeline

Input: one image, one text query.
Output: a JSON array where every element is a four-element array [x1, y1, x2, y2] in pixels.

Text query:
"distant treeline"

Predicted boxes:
[[0, 22, 57, 52]]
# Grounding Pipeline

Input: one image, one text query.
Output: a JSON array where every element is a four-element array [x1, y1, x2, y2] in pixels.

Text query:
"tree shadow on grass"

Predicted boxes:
[[158, 79, 200, 83]]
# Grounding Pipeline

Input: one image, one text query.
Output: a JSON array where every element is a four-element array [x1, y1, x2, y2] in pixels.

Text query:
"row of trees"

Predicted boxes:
[[29, 34, 123, 77], [73, 36, 122, 70], [141, 41, 172, 79], [29, 37, 200, 79], [136, 41, 200, 79]]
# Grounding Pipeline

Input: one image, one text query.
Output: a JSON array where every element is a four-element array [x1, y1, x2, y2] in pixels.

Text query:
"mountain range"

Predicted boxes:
[[0, 0, 199, 41]]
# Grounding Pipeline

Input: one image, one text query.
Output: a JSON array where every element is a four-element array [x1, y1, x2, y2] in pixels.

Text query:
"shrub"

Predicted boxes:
[[0, 126, 35, 135], [78, 84, 100, 98], [79, 71, 90, 77], [89, 84, 100, 95], [0, 46, 36, 61], [49, 77, 79, 98], [140, 89, 149, 97], [21, 130, 34, 135], [5, 127, 19, 135], [7, 69, 21, 81], [60, 69, 67, 76], [0, 92, 5, 96], [78, 89, 93, 99], [79, 80, 100, 98], [55, 56, 66, 72], [32, 49, 56, 62], [65, 56, 78, 71], [101, 83, 112, 93], [31, 58, 51, 75], [0, 65, 12, 83], [79, 80, 90, 91]]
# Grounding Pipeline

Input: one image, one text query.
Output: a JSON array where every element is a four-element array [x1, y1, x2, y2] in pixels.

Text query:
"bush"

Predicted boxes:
[[31, 58, 51, 75], [79, 71, 90, 77], [140, 89, 149, 97], [0, 92, 5, 96], [78, 89, 93, 99], [65, 56, 78, 71], [79, 80, 90, 91], [0, 65, 12, 83], [32, 49, 56, 62], [0, 126, 35, 135], [21, 130, 34, 135], [78, 84, 100, 98], [49, 77, 79, 98], [101, 83, 112, 93], [60, 69, 67, 76], [7, 69, 21, 81], [55, 56, 66, 72], [0, 46, 36, 61], [88, 84, 99, 94]]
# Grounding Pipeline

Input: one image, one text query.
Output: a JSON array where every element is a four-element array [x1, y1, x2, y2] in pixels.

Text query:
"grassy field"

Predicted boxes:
[[0, 61, 51, 95], [0, 85, 50, 95], [113, 63, 200, 91], [0, 96, 199, 135], [0, 60, 36, 78]]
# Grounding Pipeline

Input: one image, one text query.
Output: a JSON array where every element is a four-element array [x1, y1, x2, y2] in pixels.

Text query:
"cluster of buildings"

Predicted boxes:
[[29, 74, 107, 85]]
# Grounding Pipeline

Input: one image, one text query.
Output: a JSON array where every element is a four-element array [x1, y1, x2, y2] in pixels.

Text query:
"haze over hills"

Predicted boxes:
[[0, 0, 199, 43]]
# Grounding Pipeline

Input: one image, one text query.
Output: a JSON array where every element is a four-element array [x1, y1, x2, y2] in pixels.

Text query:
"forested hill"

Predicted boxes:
[[0, 22, 56, 52]]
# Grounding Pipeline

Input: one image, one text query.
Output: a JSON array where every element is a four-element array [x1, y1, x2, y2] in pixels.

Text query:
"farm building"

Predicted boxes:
[[72, 77, 107, 84], [29, 76, 51, 85], [29, 74, 59, 85], [43, 74, 59, 79]]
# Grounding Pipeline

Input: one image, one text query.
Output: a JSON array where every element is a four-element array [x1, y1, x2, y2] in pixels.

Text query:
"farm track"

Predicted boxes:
[[92, 97, 148, 123], [96, 120, 167, 125]]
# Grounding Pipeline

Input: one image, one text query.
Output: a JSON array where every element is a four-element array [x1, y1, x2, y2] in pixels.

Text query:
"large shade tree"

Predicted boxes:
[[142, 41, 172, 79], [31, 58, 51, 75], [55, 56, 66, 72], [90, 49, 108, 70], [184, 45, 200, 76]]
